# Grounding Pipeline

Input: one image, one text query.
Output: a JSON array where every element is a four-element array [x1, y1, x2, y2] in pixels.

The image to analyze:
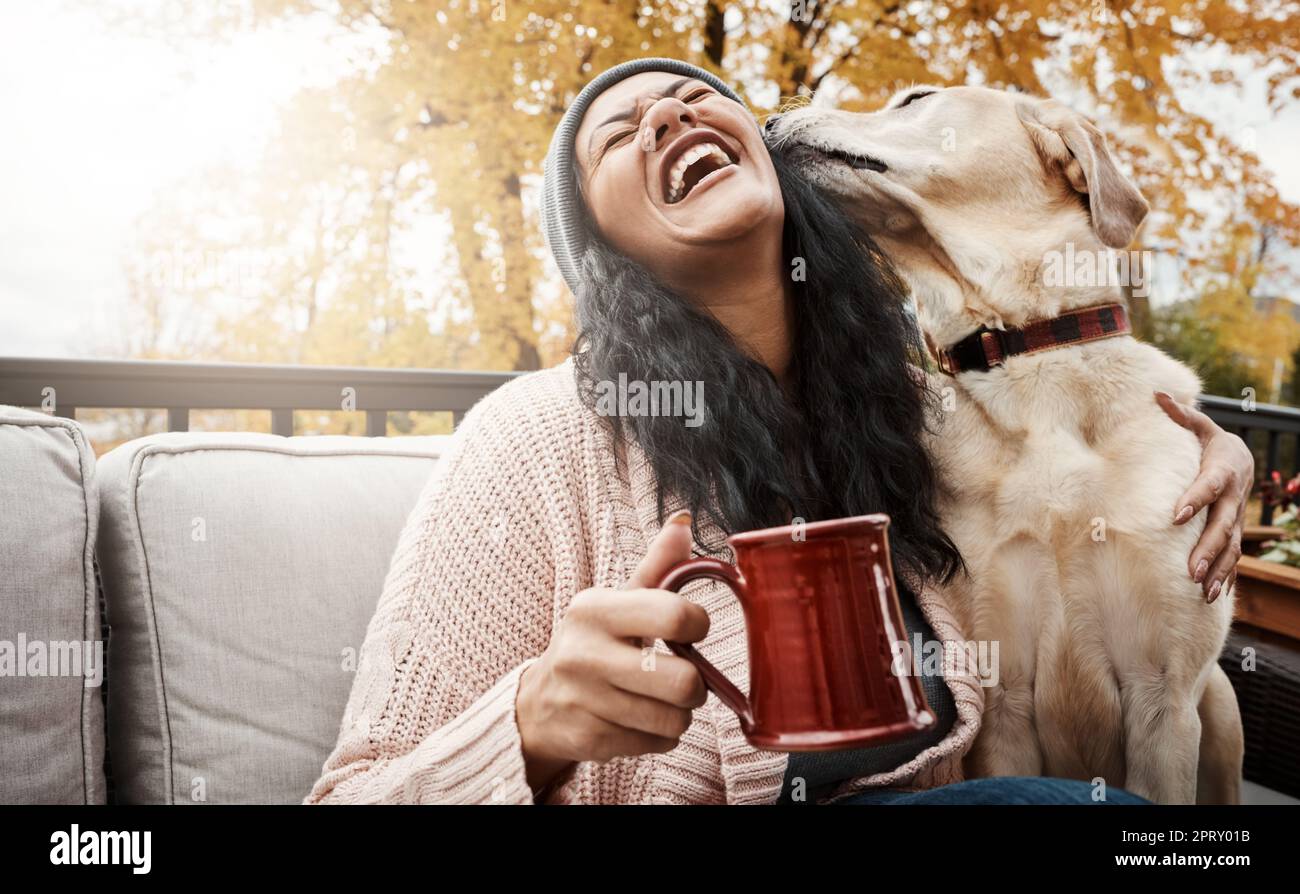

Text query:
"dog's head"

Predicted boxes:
[[766, 86, 1149, 347]]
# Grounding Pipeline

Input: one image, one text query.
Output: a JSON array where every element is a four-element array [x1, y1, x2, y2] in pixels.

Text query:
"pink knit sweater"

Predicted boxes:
[[305, 359, 985, 804]]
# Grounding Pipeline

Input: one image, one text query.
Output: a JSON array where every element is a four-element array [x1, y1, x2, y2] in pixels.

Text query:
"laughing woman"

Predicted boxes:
[[306, 59, 1252, 805]]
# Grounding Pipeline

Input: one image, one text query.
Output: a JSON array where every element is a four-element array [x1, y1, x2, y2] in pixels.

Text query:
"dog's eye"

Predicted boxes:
[[896, 90, 936, 109]]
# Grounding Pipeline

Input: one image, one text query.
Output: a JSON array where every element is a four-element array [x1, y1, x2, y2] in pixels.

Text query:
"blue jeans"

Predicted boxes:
[[835, 776, 1150, 805]]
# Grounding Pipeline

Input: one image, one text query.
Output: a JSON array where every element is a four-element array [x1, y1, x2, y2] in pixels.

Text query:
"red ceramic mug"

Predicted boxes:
[[657, 514, 935, 751]]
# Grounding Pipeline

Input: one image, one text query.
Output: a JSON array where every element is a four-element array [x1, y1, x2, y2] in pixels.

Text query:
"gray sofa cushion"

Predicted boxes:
[[95, 431, 448, 804], [0, 405, 107, 804]]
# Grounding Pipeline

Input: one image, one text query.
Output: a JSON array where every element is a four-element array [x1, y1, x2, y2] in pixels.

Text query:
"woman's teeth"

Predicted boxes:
[[667, 142, 734, 204]]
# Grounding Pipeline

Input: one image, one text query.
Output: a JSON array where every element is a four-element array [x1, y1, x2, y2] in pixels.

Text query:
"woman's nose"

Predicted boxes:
[[643, 97, 696, 150]]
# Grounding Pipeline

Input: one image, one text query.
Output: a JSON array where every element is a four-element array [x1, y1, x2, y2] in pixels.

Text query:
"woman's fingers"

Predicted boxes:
[[1155, 389, 1253, 596], [1156, 390, 1222, 524], [1199, 499, 1245, 603], [569, 710, 683, 764], [555, 603, 707, 706], [1154, 390, 1202, 439], [574, 587, 710, 644], [520, 588, 707, 774], [602, 644, 709, 708], [622, 509, 694, 590], [1173, 467, 1232, 528], [584, 683, 699, 742], [1187, 494, 1230, 584], [522, 513, 712, 773], [1157, 388, 1253, 525]]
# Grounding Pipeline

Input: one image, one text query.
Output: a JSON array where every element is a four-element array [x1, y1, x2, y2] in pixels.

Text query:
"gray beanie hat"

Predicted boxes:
[[540, 58, 746, 296]]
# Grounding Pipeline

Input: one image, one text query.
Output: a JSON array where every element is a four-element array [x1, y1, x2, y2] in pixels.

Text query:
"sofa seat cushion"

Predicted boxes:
[[0, 405, 107, 804], [95, 431, 448, 804]]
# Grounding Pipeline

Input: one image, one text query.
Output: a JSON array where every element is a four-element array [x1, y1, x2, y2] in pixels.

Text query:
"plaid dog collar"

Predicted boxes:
[[933, 303, 1131, 376]]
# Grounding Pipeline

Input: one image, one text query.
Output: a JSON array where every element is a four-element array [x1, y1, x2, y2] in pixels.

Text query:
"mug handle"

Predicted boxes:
[[657, 558, 755, 733]]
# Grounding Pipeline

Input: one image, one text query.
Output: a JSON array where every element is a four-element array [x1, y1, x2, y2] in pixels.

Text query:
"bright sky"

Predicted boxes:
[[0, 1, 361, 358], [0, 1, 1297, 359]]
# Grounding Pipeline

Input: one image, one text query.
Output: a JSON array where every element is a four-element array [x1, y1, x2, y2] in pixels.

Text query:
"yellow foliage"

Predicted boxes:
[[107, 0, 1298, 403]]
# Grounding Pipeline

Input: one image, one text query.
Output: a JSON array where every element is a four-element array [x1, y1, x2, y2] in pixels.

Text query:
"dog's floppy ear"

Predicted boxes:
[[1017, 98, 1149, 248]]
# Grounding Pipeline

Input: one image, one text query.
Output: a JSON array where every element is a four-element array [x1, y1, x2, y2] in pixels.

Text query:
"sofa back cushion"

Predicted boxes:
[[95, 431, 447, 804], [0, 406, 107, 804]]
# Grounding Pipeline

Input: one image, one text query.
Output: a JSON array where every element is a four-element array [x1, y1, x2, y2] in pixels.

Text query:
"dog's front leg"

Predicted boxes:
[[1195, 662, 1243, 804], [969, 679, 1045, 779], [1119, 671, 1202, 804], [961, 543, 1050, 780]]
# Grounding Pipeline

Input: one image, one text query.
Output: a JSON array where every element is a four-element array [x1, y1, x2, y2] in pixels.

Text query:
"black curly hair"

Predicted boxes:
[[571, 145, 962, 585]]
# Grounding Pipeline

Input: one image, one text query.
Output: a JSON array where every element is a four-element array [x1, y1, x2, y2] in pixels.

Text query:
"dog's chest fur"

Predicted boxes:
[[922, 336, 1233, 785]]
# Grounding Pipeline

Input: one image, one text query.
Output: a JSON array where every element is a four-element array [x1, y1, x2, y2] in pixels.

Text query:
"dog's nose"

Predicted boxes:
[[764, 114, 782, 134]]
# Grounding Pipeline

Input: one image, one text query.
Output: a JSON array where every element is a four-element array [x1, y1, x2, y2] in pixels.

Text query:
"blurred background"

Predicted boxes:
[[2, 0, 1298, 444]]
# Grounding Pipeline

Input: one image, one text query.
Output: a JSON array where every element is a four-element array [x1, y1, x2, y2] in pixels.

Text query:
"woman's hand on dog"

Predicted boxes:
[[1155, 391, 1253, 604], [515, 510, 709, 796]]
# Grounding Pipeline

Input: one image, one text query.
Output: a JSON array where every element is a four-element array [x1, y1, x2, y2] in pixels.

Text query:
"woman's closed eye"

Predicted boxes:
[[603, 129, 636, 152], [593, 87, 716, 165], [590, 128, 635, 167], [612, 88, 712, 145]]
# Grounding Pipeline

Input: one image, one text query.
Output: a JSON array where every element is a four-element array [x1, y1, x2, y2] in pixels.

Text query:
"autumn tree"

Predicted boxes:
[[104, 0, 1298, 386]]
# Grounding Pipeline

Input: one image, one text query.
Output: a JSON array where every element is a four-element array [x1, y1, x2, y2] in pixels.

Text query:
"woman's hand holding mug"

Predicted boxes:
[[515, 510, 710, 795]]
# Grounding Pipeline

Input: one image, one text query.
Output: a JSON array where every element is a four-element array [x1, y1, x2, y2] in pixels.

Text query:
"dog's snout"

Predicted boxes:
[[764, 114, 782, 134]]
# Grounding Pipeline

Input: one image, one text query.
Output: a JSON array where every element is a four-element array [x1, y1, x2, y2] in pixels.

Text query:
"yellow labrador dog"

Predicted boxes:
[[767, 86, 1243, 804]]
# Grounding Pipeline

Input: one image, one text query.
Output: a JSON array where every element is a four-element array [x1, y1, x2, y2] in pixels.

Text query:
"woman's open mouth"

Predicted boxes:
[[661, 131, 740, 205]]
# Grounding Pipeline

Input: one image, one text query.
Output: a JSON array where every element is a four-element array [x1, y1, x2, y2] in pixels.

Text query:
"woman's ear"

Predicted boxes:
[[1016, 98, 1149, 249]]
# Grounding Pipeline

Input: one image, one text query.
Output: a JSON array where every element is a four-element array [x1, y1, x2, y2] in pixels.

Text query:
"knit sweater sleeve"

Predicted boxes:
[[305, 372, 572, 805]]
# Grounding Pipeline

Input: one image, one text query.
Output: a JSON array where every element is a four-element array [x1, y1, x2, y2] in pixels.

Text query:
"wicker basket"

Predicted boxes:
[[1220, 627, 1300, 799]]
